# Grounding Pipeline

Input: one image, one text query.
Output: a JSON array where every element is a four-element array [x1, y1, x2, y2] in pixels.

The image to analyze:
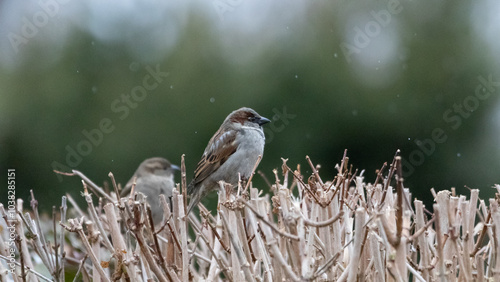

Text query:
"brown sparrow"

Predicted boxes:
[[121, 157, 179, 225], [187, 107, 270, 214]]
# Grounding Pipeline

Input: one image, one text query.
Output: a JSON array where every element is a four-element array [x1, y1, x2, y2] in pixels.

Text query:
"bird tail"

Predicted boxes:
[[186, 181, 197, 214], [186, 189, 201, 215], [187, 179, 195, 194]]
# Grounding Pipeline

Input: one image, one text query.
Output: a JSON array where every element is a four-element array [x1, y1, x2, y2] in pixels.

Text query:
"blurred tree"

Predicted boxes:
[[1, 0, 499, 211]]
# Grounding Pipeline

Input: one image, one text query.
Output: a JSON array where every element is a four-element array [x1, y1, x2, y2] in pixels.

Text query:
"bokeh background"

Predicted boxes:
[[1, 0, 499, 210]]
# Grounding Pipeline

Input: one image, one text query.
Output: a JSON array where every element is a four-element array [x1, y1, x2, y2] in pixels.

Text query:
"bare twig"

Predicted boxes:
[[59, 196, 67, 282], [302, 209, 344, 227], [60, 217, 110, 282], [54, 169, 115, 202], [240, 199, 300, 241], [243, 155, 262, 194], [3, 152, 498, 282]]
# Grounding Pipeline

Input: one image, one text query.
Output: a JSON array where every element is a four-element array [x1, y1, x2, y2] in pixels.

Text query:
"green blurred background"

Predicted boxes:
[[1, 0, 499, 210]]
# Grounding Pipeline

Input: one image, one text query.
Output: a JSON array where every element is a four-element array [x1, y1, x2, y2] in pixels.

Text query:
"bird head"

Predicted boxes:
[[137, 157, 180, 177], [227, 107, 271, 129]]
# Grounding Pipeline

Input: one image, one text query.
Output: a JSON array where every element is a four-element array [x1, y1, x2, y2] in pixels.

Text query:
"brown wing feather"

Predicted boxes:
[[192, 128, 238, 186]]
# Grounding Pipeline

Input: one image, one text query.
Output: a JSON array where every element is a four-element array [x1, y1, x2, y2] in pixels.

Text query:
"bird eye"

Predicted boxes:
[[248, 116, 257, 122]]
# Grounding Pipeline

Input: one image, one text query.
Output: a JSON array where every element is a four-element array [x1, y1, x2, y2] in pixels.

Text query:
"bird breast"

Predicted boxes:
[[216, 126, 265, 184]]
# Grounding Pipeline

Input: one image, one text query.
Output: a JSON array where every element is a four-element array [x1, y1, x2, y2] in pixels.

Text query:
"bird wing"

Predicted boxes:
[[192, 128, 238, 187]]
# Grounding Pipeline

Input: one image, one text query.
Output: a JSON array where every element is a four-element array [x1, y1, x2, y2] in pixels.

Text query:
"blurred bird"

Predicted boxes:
[[187, 107, 270, 214], [121, 157, 179, 225]]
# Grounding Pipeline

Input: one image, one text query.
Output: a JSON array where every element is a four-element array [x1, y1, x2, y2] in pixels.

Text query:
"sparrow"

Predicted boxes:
[[121, 157, 179, 225], [187, 107, 270, 214]]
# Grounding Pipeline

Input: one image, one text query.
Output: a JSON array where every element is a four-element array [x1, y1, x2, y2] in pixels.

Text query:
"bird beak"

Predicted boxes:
[[171, 164, 181, 171], [257, 116, 271, 126]]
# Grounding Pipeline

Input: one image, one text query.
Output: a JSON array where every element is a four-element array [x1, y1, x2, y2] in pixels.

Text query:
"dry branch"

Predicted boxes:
[[2, 152, 499, 281]]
